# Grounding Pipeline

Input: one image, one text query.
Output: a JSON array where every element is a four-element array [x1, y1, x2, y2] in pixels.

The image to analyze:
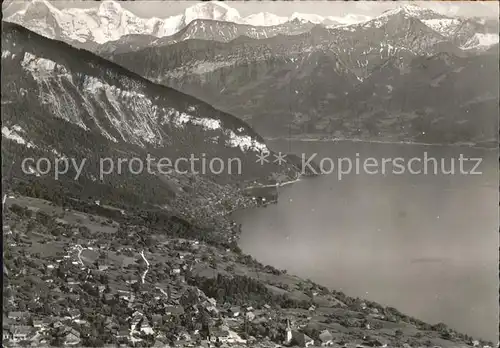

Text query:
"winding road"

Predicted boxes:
[[140, 250, 149, 284]]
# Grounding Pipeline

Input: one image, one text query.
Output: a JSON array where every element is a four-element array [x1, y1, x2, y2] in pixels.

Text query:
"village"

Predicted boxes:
[[2, 195, 493, 348]]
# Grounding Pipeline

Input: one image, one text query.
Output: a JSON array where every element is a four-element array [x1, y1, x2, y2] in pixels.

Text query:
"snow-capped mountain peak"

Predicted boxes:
[[96, 0, 124, 18], [182, 1, 241, 26], [6, 0, 497, 52], [326, 14, 372, 26], [378, 4, 448, 20], [353, 3, 454, 30], [240, 12, 288, 27], [461, 33, 499, 50], [290, 12, 326, 24], [18, 0, 56, 18]]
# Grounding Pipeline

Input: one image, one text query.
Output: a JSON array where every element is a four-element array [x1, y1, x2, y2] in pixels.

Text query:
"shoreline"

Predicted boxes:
[[243, 176, 303, 191], [226, 176, 303, 216], [229, 182, 498, 344], [228, 160, 497, 343], [265, 136, 498, 151]]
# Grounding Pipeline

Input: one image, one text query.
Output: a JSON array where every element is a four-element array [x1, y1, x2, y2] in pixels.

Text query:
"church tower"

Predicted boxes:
[[285, 318, 292, 345]]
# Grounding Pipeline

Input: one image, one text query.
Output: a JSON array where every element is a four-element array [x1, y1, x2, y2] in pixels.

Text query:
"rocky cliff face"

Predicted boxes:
[[1, 22, 298, 228]]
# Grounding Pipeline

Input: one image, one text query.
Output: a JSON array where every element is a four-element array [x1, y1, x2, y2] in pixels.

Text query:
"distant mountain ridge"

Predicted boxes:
[[94, 18, 318, 56], [5, 0, 372, 46], [5, 1, 499, 147], [7, 1, 497, 60], [105, 9, 498, 146]]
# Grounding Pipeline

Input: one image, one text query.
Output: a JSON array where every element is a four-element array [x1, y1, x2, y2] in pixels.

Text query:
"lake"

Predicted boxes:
[[233, 140, 498, 342]]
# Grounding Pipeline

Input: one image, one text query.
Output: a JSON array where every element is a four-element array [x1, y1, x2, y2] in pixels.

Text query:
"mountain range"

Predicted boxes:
[[7, 1, 497, 146], [99, 6, 498, 146], [6, 1, 499, 51], [5, 0, 370, 47]]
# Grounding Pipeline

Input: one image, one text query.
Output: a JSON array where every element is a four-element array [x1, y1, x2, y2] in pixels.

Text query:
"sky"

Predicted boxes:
[[3, 0, 499, 19]]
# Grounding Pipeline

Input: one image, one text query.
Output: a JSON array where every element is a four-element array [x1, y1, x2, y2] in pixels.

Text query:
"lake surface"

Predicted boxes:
[[233, 140, 498, 342]]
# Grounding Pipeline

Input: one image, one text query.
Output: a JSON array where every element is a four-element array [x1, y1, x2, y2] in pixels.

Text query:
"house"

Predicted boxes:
[[131, 310, 143, 318], [130, 315, 142, 331], [178, 332, 192, 342], [63, 328, 81, 346], [226, 330, 246, 344], [52, 321, 64, 329], [228, 306, 241, 317], [139, 317, 154, 335], [11, 326, 34, 342], [245, 312, 256, 321], [291, 330, 314, 347], [73, 319, 90, 326], [116, 328, 130, 339], [32, 319, 50, 328], [68, 308, 80, 319], [7, 312, 29, 321], [3, 326, 13, 340], [104, 317, 118, 333], [165, 306, 184, 316], [211, 328, 231, 343], [318, 330, 334, 346]]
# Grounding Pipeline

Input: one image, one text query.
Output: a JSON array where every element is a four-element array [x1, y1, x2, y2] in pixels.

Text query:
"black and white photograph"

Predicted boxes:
[[1, 0, 499, 347]]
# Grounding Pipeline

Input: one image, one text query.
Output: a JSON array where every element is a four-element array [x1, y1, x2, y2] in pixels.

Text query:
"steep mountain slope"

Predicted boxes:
[[329, 10, 463, 78], [336, 51, 499, 145], [1, 22, 299, 233], [422, 16, 499, 51], [4, 194, 492, 348], [106, 10, 498, 145], [105, 27, 353, 135], [2, 22, 268, 151]]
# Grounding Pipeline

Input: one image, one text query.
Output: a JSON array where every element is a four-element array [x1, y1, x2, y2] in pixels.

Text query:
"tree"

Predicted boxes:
[[131, 281, 141, 294]]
